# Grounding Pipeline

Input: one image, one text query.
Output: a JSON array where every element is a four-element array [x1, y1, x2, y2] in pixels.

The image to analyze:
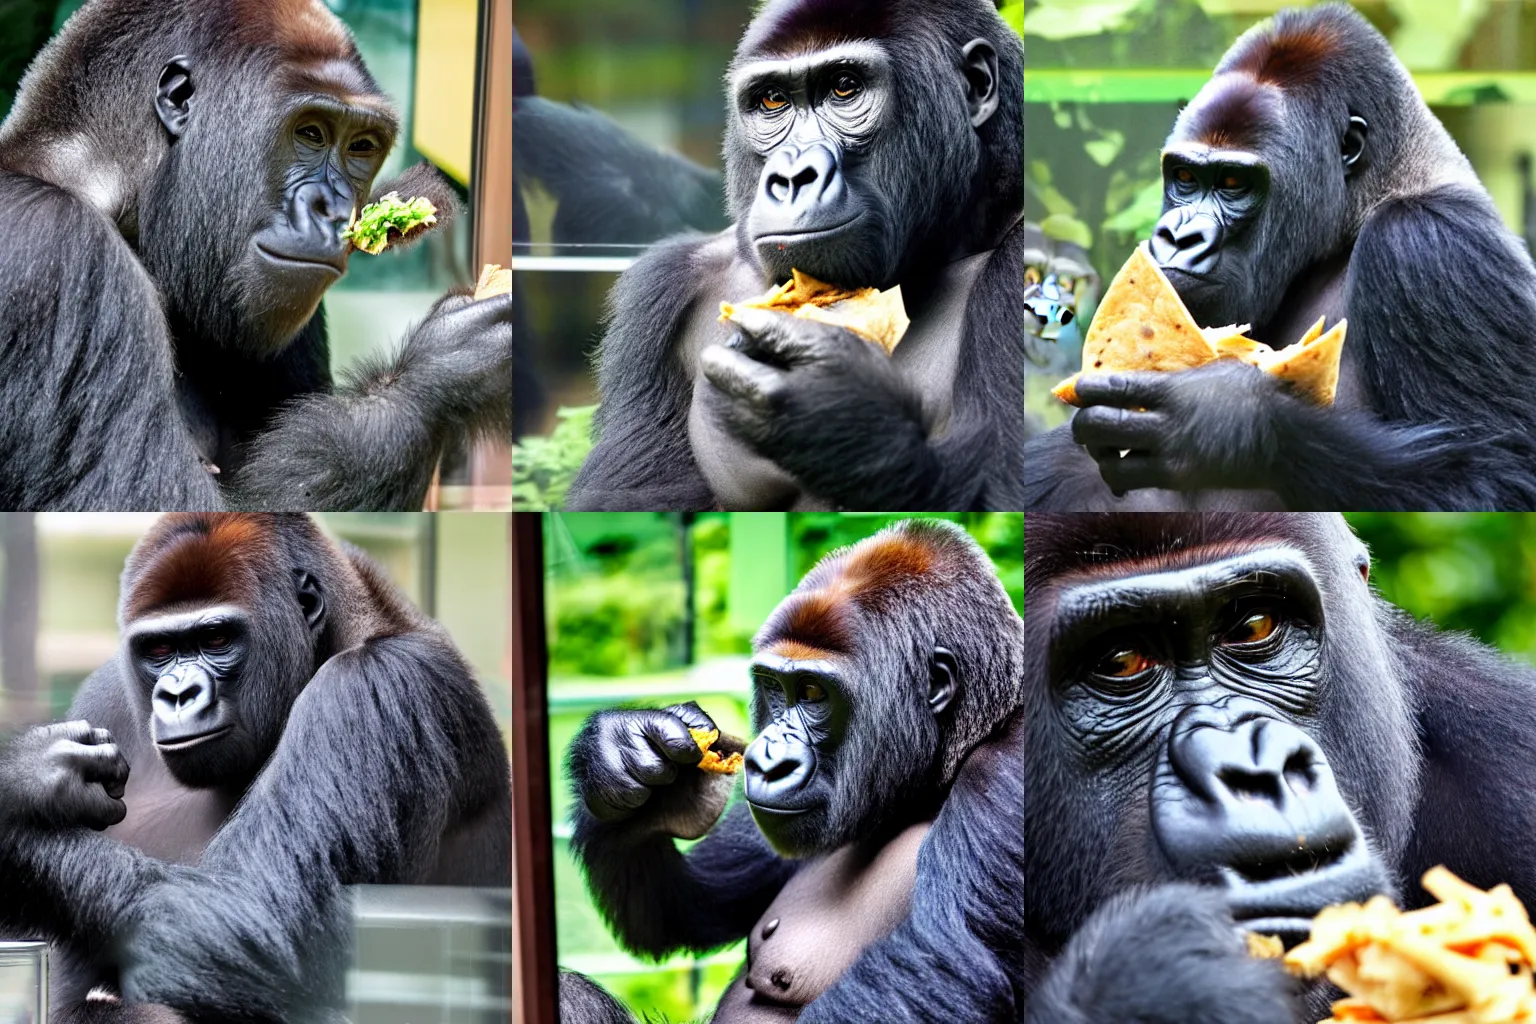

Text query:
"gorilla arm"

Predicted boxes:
[[799, 716, 1025, 1024], [565, 236, 721, 512], [0, 633, 507, 1021], [0, 172, 222, 511], [566, 705, 796, 956]]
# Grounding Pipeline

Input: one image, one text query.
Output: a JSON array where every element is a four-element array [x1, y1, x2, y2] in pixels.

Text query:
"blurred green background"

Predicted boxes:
[[544, 512, 1022, 1022]]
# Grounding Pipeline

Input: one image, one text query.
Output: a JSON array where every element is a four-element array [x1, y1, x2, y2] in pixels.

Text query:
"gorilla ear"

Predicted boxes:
[[929, 647, 959, 716], [1342, 115, 1368, 174], [294, 571, 326, 636], [959, 39, 1000, 129], [155, 57, 196, 139]]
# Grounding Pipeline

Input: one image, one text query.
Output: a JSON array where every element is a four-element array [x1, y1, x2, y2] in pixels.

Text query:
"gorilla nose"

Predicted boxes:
[[1153, 707, 1374, 909], [760, 145, 843, 215], [152, 665, 218, 740], [1149, 209, 1223, 276], [288, 182, 353, 253], [744, 734, 813, 808]]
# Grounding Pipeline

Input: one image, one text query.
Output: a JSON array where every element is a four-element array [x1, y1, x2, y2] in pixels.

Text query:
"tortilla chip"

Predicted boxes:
[[1050, 244, 1347, 408], [1247, 932, 1285, 959], [1077, 244, 1214, 377], [688, 726, 743, 776], [1258, 319, 1346, 405], [474, 263, 511, 301], [720, 269, 911, 355]]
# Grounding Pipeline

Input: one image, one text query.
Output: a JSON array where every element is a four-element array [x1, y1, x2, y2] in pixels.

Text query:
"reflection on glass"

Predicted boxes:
[[511, 2, 749, 460]]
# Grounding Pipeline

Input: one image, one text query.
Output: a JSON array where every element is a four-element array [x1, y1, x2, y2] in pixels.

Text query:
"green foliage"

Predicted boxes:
[[513, 406, 596, 511], [1001, 0, 1024, 34], [1346, 514, 1536, 663]]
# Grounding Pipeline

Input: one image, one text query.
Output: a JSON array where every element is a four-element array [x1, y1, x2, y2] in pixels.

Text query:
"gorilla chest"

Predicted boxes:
[[105, 754, 235, 865], [711, 821, 932, 1022], [687, 256, 981, 510]]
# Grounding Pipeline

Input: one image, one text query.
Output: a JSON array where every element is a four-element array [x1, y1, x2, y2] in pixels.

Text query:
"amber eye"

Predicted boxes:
[[1094, 647, 1153, 679], [296, 124, 325, 145], [759, 89, 789, 112], [1174, 167, 1195, 184], [1225, 610, 1278, 646], [146, 641, 174, 660], [798, 681, 827, 702], [831, 74, 861, 100], [1221, 173, 1245, 190], [204, 632, 231, 652]]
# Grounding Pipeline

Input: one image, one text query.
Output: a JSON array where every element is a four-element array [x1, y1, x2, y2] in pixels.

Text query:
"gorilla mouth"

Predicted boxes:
[[155, 725, 234, 752], [254, 243, 346, 276], [753, 213, 865, 246], [1223, 849, 1388, 946]]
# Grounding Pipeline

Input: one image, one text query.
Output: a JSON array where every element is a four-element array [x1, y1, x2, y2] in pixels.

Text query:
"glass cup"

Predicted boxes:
[[0, 942, 46, 1024]]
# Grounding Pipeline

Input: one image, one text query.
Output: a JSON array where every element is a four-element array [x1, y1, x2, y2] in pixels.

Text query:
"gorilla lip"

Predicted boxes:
[[753, 212, 865, 246], [154, 724, 234, 752], [254, 243, 345, 276]]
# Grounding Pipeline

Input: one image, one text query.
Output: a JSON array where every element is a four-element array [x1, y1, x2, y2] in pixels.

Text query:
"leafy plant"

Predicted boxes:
[[513, 405, 596, 511]]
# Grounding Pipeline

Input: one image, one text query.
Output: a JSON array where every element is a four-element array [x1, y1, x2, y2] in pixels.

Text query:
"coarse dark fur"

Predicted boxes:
[[1026, 4, 1536, 511], [563, 520, 1029, 1021], [1020, 513, 1536, 1022], [0, 513, 512, 1023], [0, 0, 510, 511], [565, 0, 1024, 512]]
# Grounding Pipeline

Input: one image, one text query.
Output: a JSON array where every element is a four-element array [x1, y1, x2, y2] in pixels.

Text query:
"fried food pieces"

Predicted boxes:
[[688, 727, 744, 775], [1283, 867, 1536, 1023], [719, 269, 911, 355], [1051, 243, 1346, 406], [473, 263, 511, 301]]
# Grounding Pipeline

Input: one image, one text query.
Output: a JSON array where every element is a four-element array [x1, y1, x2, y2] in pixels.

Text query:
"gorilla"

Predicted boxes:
[[0, 0, 512, 511], [566, 0, 1025, 512], [0, 513, 512, 1023], [563, 519, 1026, 1022], [1026, 4, 1536, 511], [1021, 513, 1536, 1022]]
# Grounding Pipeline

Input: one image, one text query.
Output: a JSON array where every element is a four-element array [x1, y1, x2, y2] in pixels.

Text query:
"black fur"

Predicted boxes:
[[0, 513, 512, 1023], [1026, 4, 1536, 511], [563, 520, 1028, 1021], [0, 0, 510, 511], [566, 0, 1024, 511], [1021, 513, 1536, 1021]]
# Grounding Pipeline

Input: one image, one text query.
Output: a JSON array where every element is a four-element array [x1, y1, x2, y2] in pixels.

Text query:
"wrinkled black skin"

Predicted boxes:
[[566, 0, 1024, 512], [0, 0, 510, 511], [1021, 513, 1536, 1022], [0, 515, 512, 1024], [1026, 4, 1536, 511], [565, 520, 1030, 1022]]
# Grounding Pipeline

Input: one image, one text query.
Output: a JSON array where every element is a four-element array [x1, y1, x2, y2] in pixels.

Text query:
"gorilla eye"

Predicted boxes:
[[1093, 647, 1154, 680], [758, 89, 789, 113], [1174, 167, 1196, 184], [798, 681, 827, 702], [203, 632, 231, 651], [1224, 610, 1279, 647], [1220, 173, 1247, 192], [146, 641, 174, 660], [831, 74, 862, 100], [348, 137, 377, 154], [296, 124, 325, 146]]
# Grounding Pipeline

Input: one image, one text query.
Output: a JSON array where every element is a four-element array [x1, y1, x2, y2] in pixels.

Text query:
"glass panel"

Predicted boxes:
[[511, 0, 748, 453], [543, 512, 1023, 1023]]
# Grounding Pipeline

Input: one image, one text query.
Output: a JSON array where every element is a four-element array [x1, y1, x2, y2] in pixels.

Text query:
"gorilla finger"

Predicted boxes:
[[625, 747, 682, 787], [727, 308, 839, 364], [73, 743, 130, 796], [88, 727, 116, 746], [1072, 372, 1169, 410], [588, 779, 652, 820], [663, 702, 718, 736], [637, 711, 706, 765], [1072, 406, 1167, 451], [44, 720, 97, 743], [427, 291, 478, 318], [1098, 453, 1170, 495], [700, 346, 784, 411], [57, 786, 127, 832]]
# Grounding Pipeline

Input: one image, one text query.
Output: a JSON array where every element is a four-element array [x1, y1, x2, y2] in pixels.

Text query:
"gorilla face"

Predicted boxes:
[[139, 54, 395, 358], [1035, 542, 1393, 947]]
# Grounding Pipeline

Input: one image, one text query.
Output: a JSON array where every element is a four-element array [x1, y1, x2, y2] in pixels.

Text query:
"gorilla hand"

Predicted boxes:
[[700, 307, 937, 509], [398, 289, 514, 434], [568, 702, 740, 840], [0, 721, 128, 831], [1070, 361, 1288, 496], [1026, 884, 1299, 1024]]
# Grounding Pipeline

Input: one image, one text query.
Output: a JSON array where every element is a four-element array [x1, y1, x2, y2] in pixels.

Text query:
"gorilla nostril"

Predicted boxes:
[[790, 166, 818, 193], [1217, 767, 1281, 804], [763, 758, 800, 784], [1283, 751, 1317, 793]]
